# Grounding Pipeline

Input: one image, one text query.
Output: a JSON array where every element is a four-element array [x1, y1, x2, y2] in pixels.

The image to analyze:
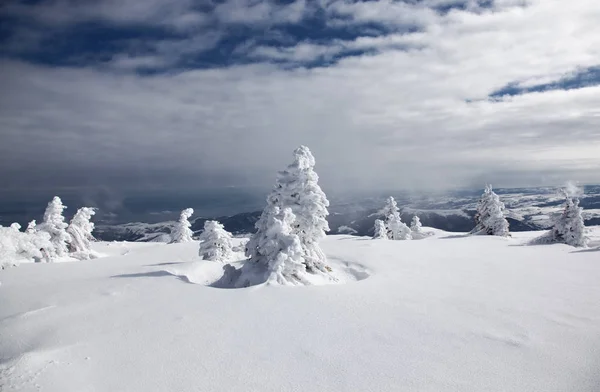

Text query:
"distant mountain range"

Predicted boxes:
[[93, 185, 600, 242]]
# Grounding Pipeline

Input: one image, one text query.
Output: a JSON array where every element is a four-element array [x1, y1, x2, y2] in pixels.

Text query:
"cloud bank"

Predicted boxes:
[[0, 0, 599, 196]]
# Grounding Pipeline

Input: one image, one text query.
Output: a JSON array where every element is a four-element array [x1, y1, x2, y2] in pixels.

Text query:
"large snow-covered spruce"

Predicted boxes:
[[67, 207, 97, 259], [198, 220, 233, 262], [39, 196, 72, 260], [471, 185, 510, 236], [380, 196, 411, 240], [246, 146, 331, 276], [170, 208, 194, 243], [537, 191, 588, 247]]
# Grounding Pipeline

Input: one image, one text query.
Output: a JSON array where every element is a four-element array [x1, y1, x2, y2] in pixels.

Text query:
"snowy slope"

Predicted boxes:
[[1, 229, 600, 392]]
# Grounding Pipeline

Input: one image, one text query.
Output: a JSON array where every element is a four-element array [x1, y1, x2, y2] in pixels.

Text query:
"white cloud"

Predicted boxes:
[[1, 0, 600, 193]]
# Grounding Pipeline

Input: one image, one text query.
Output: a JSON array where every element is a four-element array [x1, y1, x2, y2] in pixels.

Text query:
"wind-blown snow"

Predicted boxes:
[[1, 229, 599, 391]]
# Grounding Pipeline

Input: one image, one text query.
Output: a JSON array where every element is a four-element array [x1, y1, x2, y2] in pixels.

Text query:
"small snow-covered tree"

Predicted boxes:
[[410, 215, 423, 234], [67, 207, 96, 259], [10, 222, 21, 231], [0, 225, 52, 268], [170, 208, 194, 243], [25, 220, 37, 234], [39, 196, 71, 259], [549, 191, 588, 247], [380, 196, 411, 240], [373, 219, 388, 239], [198, 220, 233, 261], [471, 185, 510, 236], [246, 146, 331, 274]]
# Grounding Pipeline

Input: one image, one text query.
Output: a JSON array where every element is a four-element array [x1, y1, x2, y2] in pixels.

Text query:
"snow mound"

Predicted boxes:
[[155, 256, 371, 289]]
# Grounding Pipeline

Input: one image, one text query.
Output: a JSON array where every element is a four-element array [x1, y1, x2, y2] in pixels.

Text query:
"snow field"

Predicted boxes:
[[1, 228, 599, 392]]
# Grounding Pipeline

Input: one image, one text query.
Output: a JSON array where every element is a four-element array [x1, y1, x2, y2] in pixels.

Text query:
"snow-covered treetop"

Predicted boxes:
[[380, 196, 399, 218], [43, 196, 68, 230], [171, 208, 194, 243], [292, 145, 316, 170], [70, 207, 96, 233], [26, 220, 37, 233]]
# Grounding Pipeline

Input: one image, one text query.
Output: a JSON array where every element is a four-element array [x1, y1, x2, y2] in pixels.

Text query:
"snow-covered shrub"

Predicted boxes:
[[170, 208, 194, 243], [373, 219, 388, 239], [38, 196, 72, 260], [409, 215, 434, 239], [0, 225, 52, 268], [380, 197, 411, 240], [67, 207, 97, 260], [471, 185, 510, 237], [410, 216, 422, 234], [198, 220, 233, 262], [534, 191, 588, 247], [246, 146, 331, 275]]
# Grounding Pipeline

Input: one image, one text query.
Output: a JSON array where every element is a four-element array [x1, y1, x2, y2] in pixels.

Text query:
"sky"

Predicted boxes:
[[1, 0, 599, 200]]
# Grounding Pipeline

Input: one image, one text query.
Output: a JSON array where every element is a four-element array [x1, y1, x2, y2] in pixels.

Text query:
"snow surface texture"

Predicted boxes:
[[1, 229, 600, 392]]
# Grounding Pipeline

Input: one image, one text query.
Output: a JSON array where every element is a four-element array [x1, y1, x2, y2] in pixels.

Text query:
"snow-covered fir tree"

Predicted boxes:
[[471, 185, 510, 236], [246, 146, 330, 274], [373, 219, 388, 239], [25, 220, 37, 234], [67, 207, 96, 259], [170, 208, 194, 243], [39, 196, 71, 260], [380, 196, 411, 240], [198, 220, 233, 262], [410, 215, 423, 234], [548, 191, 588, 247], [10, 223, 21, 231]]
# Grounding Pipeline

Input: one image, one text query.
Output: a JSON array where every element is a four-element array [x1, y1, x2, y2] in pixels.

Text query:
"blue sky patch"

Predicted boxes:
[[489, 66, 600, 99]]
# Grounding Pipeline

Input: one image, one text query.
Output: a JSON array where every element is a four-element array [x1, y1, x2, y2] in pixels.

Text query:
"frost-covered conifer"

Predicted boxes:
[[0, 225, 52, 268], [471, 185, 510, 236], [10, 223, 21, 231], [67, 207, 96, 259], [198, 220, 233, 261], [549, 191, 588, 247], [39, 196, 71, 259], [410, 215, 423, 234], [26, 220, 37, 234], [170, 208, 194, 243], [380, 196, 411, 240], [373, 219, 388, 239], [246, 146, 330, 274]]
